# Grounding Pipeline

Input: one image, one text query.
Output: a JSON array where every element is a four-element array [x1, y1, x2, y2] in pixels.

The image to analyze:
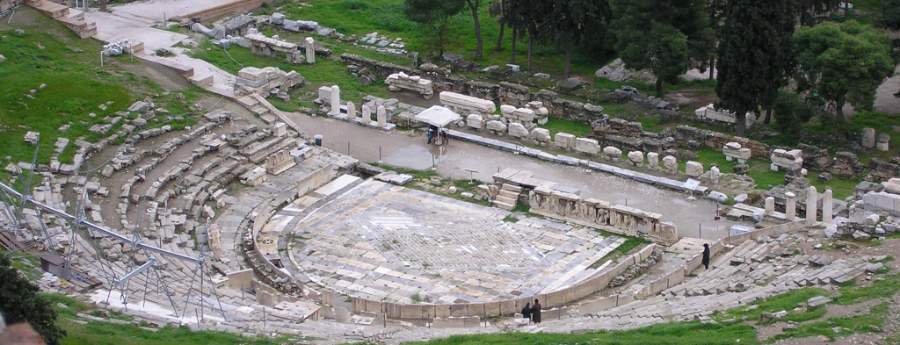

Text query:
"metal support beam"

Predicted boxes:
[[0, 182, 201, 264], [115, 257, 156, 286]]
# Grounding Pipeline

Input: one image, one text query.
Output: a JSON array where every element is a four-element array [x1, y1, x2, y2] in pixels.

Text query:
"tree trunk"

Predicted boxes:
[[563, 42, 573, 78], [764, 108, 773, 124], [735, 109, 747, 137], [708, 57, 715, 80], [438, 22, 447, 57], [100, 0, 108, 11], [527, 33, 534, 71], [495, 22, 505, 52], [510, 27, 518, 64], [468, 0, 483, 59], [835, 100, 847, 123], [655, 79, 664, 98]]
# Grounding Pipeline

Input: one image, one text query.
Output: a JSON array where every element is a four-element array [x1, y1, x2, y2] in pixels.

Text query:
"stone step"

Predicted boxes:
[[500, 183, 522, 193], [497, 189, 519, 199], [493, 199, 515, 210]]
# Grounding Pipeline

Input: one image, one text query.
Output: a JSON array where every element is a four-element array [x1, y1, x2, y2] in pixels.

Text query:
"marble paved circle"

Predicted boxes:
[[284, 179, 625, 304]]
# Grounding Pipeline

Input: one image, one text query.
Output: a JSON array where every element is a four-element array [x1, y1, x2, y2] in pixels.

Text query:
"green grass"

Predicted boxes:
[[277, 0, 610, 78], [404, 321, 758, 345], [542, 117, 593, 138], [715, 287, 831, 323], [0, 30, 134, 168], [833, 273, 900, 305], [771, 303, 889, 342], [3, 249, 43, 282], [190, 40, 388, 104]]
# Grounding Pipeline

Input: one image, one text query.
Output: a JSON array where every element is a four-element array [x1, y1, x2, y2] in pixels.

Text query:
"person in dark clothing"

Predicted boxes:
[[426, 126, 435, 144], [702, 243, 711, 270], [531, 299, 542, 323], [521, 302, 531, 322]]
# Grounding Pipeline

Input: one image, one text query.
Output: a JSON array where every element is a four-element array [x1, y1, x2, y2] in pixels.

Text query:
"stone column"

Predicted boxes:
[[785, 192, 796, 221], [822, 189, 833, 224], [806, 186, 818, 224], [346, 101, 356, 119], [328, 85, 341, 116], [376, 105, 387, 128], [362, 102, 372, 122], [646, 152, 659, 170], [304, 37, 316, 64], [764, 197, 775, 215]]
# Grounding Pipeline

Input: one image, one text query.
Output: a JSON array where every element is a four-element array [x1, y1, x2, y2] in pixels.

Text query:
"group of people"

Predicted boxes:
[[519, 299, 542, 324], [425, 125, 449, 146]]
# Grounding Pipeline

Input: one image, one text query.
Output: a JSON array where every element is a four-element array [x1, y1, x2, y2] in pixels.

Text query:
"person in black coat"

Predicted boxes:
[[531, 299, 542, 323], [521, 302, 531, 322], [702, 243, 711, 270]]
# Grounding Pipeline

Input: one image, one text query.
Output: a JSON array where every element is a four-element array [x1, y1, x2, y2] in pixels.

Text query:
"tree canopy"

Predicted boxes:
[[404, 0, 467, 56], [716, 0, 796, 136], [0, 252, 65, 345], [610, 0, 713, 97], [793, 20, 894, 122]]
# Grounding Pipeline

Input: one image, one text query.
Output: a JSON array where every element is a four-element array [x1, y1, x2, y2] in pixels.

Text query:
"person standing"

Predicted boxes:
[[531, 299, 542, 324], [520, 302, 531, 323], [702, 243, 711, 270]]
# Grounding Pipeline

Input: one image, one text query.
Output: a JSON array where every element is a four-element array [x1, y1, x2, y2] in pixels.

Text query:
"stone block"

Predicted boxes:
[[575, 138, 600, 155], [861, 127, 876, 149], [876, 133, 890, 152], [554, 132, 576, 150], [486, 120, 507, 134], [627, 151, 643, 166], [508, 123, 529, 138], [646, 152, 659, 169], [531, 128, 551, 143], [603, 146, 622, 160], [662, 155, 678, 174], [466, 114, 484, 130], [771, 149, 803, 172], [685, 161, 704, 177], [723, 142, 752, 163]]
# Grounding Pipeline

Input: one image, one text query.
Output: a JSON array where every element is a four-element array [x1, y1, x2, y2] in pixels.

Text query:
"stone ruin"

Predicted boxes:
[[245, 28, 305, 64], [234, 66, 304, 98], [385, 72, 433, 99], [831, 178, 900, 240], [695, 103, 757, 128], [770, 148, 804, 172], [722, 142, 752, 164], [439, 91, 496, 116]]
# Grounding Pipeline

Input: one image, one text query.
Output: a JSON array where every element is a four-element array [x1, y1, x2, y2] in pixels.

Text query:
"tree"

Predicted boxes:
[[545, 0, 611, 78], [796, 0, 842, 26], [464, 0, 484, 59], [404, 0, 466, 57], [716, 0, 797, 135], [882, 0, 900, 29], [0, 253, 65, 345], [793, 20, 894, 122], [490, 0, 506, 51], [772, 91, 815, 137], [610, 0, 713, 97]]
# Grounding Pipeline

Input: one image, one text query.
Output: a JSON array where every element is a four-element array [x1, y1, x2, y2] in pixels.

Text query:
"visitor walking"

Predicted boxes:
[[531, 299, 542, 324], [521, 302, 531, 323], [702, 243, 711, 270]]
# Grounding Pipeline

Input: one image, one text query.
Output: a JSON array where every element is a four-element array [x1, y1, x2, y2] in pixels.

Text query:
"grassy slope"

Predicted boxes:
[[277, 0, 609, 77], [0, 9, 198, 183]]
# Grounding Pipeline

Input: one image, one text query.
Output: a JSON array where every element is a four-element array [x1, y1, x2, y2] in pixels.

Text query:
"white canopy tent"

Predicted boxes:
[[414, 105, 462, 128]]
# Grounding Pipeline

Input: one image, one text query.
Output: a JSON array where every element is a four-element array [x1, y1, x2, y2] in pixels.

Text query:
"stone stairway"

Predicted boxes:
[[237, 95, 277, 124], [26, 0, 97, 38], [492, 183, 521, 210]]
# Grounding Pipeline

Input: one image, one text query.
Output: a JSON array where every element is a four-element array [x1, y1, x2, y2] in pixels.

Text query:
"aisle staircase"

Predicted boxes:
[[492, 183, 522, 210], [26, 0, 97, 38]]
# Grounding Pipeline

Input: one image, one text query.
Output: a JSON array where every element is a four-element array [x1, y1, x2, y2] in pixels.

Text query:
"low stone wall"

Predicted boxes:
[[674, 125, 769, 159], [527, 186, 679, 245], [340, 54, 607, 122], [177, 0, 266, 23], [351, 244, 657, 321]]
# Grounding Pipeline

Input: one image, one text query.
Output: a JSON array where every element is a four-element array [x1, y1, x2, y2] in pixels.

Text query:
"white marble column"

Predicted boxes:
[[346, 101, 356, 119], [785, 192, 796, 221], [328, 85, 341, 116], [304, 37, 316, 64], [806, 186, 818, 225], [822, 189, 833, 224], [376, 105, 387, 128], [764, 197, 775, 215]]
